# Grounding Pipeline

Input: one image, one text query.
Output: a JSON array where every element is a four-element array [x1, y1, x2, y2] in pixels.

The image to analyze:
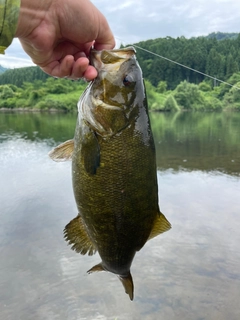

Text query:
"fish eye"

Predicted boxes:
[[123, 75, 132, 86]]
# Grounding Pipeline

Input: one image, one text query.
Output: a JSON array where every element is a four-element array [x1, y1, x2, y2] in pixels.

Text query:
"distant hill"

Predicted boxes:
[[134, 32, 240, 88], [0, 65, 8, 74], [205, 32, 239, 40], [0, 66, 50, 87]]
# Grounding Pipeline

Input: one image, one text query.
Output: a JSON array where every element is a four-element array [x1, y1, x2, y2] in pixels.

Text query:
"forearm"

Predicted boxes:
[[0, 0, 20, 53]]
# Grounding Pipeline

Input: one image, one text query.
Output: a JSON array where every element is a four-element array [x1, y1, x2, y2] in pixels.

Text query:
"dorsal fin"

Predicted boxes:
[[63, 215, 97, 256], [148, 212, 171, 241], [49, 139, 74, 161]]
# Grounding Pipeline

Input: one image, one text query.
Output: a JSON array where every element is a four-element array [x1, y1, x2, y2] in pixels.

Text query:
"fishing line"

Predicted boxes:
[[115, 37, 240, 90]]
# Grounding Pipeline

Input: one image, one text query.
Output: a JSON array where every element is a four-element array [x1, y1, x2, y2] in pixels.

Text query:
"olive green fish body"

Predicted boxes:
[[49, 47, 171, 300], [72, 106, 158, 275]]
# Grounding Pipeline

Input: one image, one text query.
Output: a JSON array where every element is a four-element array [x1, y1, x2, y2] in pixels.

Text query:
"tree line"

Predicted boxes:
[[0, 77, 87, 111], [0, 66, 50, 87], [1, 33, 240, 111], [132, 33, 240, 89], [1, 73, 240, 111]]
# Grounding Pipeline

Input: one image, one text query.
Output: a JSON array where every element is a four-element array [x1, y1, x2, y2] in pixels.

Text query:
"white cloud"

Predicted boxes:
[[0, 55, 35, 68], [0, 38, 35, 68]]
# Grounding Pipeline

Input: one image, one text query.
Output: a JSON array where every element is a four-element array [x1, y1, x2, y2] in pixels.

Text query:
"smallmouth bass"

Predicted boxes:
[[49, 47, 171, 300]]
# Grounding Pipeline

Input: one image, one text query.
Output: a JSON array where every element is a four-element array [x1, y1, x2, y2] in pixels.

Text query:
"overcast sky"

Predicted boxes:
[[1, 0, 240, 68]]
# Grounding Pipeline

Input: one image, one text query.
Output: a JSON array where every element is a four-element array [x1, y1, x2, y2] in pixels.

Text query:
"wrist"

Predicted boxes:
[[15, 0, 53, 38]]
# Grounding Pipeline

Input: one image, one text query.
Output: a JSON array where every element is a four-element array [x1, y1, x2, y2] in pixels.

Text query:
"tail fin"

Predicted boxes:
[[87, 263, 134, 301], [118, 272, 134, 301]]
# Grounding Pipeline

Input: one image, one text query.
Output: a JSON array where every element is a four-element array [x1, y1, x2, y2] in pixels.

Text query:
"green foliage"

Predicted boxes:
[[157, 81, 167, 93], [0, 85, 15, 99], [203, 96, 223, 110], [0, 66, 49, 87], [173, 81, 205, 109], [223, 81, 240, 110], [173, 80, 223, 110], [35, 99, 66, 111], [0, 78, 87, 111], [134, 34, 240, 89], [199, 81, 212, 92], [144, 80, 167, 110], [163, 94, 180, 111], [217, 72, 240, 98]]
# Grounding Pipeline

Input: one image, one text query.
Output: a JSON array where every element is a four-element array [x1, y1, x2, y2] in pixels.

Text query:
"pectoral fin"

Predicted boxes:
[[64, 215, 97, 256], [49, 139, 74, 161], [82, 130, 100, 175], [148, 212, 171, 241]]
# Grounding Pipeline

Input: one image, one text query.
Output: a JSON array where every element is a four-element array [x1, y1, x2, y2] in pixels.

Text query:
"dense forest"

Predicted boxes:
[[0, 66, 50, 86], [133, 33, 240, 89], [0, 33, 240, 112]]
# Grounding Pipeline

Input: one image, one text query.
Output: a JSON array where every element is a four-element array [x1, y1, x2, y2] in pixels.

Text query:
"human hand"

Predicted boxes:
[[15, 0, 115, 80]]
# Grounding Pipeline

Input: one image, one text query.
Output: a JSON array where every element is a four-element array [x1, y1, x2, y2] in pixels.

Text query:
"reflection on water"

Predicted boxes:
[[0, 112, 240, 320]]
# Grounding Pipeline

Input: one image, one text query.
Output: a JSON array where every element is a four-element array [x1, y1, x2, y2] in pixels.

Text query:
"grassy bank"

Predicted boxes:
[[1, 73, 240, 112]]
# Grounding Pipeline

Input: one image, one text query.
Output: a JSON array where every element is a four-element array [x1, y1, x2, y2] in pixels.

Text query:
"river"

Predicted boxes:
[[0, 111, 240, 320]]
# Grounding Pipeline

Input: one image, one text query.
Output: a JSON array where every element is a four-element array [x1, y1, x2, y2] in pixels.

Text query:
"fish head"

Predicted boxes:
[[79, 47, 146, 136]]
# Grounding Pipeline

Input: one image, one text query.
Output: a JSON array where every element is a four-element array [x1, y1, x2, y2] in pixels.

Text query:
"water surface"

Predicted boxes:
[[0, 112, 240, 320]]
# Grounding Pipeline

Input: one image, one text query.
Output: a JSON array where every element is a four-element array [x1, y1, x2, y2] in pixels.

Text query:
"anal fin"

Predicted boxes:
[[87, 263, 105, 274], [64, 215, 97, 256], [148, 212, 171, 241]]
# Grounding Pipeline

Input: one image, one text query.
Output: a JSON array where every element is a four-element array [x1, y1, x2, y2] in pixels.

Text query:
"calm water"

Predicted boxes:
[[0, 111, 240, 320]]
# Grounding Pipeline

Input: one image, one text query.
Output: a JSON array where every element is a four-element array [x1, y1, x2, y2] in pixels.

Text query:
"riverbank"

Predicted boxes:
[[0, 107, 65, 113]]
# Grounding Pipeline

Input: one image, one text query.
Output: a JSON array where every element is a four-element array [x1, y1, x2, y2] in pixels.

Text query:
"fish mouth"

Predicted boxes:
[[91, 96, 123, 111], [90, 46, 136, 70]]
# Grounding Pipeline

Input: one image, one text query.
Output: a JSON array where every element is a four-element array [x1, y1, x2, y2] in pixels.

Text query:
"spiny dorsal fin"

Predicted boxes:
[[49, 139, 74, 161], [118, 272, 134, 301], [148, 212, 171, 241], [63, 215, 97, 256]]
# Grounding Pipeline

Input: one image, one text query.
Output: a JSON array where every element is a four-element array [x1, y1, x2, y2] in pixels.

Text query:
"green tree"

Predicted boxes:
[[0, 85, 15, 99], [163, 94, 180, 111], [157, 81, 167, 93], [173, 80, 205, 110], [226, 53, 239, 78]]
